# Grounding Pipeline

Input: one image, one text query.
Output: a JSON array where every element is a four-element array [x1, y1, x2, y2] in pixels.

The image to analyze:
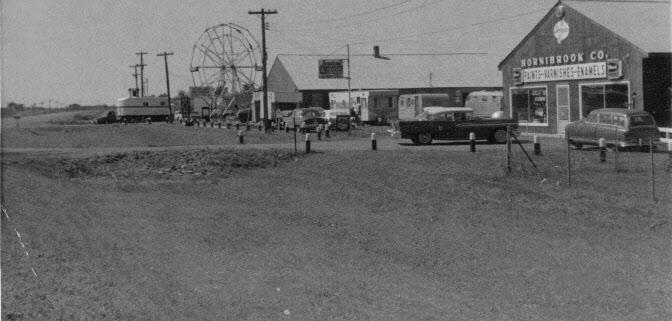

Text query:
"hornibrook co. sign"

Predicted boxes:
[[518, 50, 618, 83]]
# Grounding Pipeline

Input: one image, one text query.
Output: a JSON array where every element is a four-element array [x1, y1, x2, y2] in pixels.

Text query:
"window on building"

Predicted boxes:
[[511, 87, 547, 124], [580, 83, 629, 118]]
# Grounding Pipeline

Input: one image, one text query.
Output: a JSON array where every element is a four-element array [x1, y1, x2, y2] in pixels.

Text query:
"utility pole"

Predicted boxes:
[[136, 51, 148, 97], [249, 8, 277, 132], [157, 52, 174, 121], [347, 44, 351, 113], [130, 65, 139, 96]]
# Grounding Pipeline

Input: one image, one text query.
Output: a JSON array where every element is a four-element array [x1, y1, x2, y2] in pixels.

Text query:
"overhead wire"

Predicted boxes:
[[273, 0, 413, 26], [275, 0, 445, 32], [270, 7, 546, 51]]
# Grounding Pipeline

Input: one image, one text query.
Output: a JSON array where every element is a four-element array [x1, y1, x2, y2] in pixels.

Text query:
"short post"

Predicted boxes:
[[317, 125, 322, 141], [614, 145, 620, 172], [650, 138, 656, 202], [211, 121, 214, 128], [506, 126, 512, 174], [305, 133, 311, 154], [533, 135, 541, 155], [599, 138, 606, 162], [147, 117, 152, 124], [246, 123, 250, 131], [285, 125, 289, 133], [469, 132, 476, 152], [325, 123, 331, 138], [226, 122, 231, 129], [218, 122, 222, 128], [667, 141, 672, 172], [238, 130, 244, 144], [371, 133, 377, 151], [566, 135, 572, 187]]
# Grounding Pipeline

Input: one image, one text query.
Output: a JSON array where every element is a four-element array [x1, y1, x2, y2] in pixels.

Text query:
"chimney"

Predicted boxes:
[[373, 45, 390, 60]]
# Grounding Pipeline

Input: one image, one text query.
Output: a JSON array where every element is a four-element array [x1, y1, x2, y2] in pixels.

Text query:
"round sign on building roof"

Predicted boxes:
[[554, 19, 569, 44]]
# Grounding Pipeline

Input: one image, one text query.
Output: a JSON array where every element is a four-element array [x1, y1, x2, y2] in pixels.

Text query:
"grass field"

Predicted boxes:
[[2, 112, 671, 320]]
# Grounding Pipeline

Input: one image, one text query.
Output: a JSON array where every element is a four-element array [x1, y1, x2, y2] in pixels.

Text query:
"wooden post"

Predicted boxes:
[[506, 126, 512, 174], [305, 133, 311, 154], [599, 138, 606, 162], [469, 132, 476, 152], [566, 135, 572, 187], [371, 133, 377, 151], [650, 138, 656, 202]]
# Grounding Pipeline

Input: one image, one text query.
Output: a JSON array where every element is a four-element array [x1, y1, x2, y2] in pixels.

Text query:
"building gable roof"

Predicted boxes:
[[564, 0, 671, 54], [273, 53, 502, 91], [499, 0, 671, 68]]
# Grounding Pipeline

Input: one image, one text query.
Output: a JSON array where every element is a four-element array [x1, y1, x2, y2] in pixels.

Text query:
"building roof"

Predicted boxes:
[[273, 53, 502, 91], [563, 0, 671, 53]]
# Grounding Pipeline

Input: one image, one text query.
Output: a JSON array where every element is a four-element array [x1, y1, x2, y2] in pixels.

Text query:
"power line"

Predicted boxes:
[[274, 0, 412, 26], [271, 8, 545, 51], [275, 0, 444, 32]]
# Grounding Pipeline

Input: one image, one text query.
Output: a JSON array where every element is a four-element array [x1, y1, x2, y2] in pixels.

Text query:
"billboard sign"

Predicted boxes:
[[319, 59, 344, 79]]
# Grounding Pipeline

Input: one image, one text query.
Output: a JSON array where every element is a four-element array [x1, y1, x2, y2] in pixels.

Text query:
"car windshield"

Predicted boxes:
[[630, 114, 655, 126]]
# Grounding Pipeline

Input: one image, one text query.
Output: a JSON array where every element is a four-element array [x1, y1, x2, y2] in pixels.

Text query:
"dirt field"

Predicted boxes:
[[2, 113, 671, 320]]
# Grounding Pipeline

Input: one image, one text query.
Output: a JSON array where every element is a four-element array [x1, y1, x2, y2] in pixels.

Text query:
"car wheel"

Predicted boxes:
[[491, 129, 508, 144], [568, 140, 583, 149], [417, 133, 433, 145]]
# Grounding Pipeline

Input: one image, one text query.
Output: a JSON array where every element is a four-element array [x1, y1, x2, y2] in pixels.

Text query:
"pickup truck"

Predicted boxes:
[[397, 107, 518, 145]]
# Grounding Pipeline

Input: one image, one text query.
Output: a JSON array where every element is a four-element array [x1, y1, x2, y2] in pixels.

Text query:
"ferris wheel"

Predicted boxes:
[[190, 23, 261, 113]]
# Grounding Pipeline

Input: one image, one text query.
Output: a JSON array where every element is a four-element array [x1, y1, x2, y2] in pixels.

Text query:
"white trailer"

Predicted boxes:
[[398, 93, 450, 120], [329, 90, 399, 124]]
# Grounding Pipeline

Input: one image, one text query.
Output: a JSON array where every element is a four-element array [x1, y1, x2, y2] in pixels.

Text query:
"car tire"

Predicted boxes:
[[568, 140, 583, 149], [417, 133, 433, 145], [491, 129, 508, 144]]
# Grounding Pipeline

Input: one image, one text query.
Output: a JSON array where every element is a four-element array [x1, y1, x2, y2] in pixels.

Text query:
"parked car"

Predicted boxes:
[[565, 108, 660, 150], [322, 109, 351, 128], [92, 111, 116, 124], [275, 110, 293, 128], [281, 107, 327, 132], [397, 107, 519, 144]]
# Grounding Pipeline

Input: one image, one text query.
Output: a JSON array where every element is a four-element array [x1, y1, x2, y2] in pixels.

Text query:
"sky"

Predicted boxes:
[[0, 0, 564, 107]]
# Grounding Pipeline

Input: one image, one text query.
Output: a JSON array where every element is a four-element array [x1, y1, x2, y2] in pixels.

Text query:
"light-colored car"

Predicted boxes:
[[565, 108, 660, 150]]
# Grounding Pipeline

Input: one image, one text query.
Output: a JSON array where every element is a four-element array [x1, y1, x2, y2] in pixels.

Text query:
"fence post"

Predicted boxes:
[[599, 138, 606, 162], [650, 138, 656, 202], [238, 130, 244, 144], [533, 135, 541, 155], [566, 134, 572, 187], [469, 132, 476, 152], [305, 133, 311, 154], [614, 145, 620, 172], [668, 141, 672, 172], [506, 126, 512, 174], [371, 133, 377, 151]]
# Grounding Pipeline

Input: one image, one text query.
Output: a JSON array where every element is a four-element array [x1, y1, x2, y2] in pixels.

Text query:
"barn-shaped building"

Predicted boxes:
[[498, 0, 671, 136], [252, 53, 503, 121]]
